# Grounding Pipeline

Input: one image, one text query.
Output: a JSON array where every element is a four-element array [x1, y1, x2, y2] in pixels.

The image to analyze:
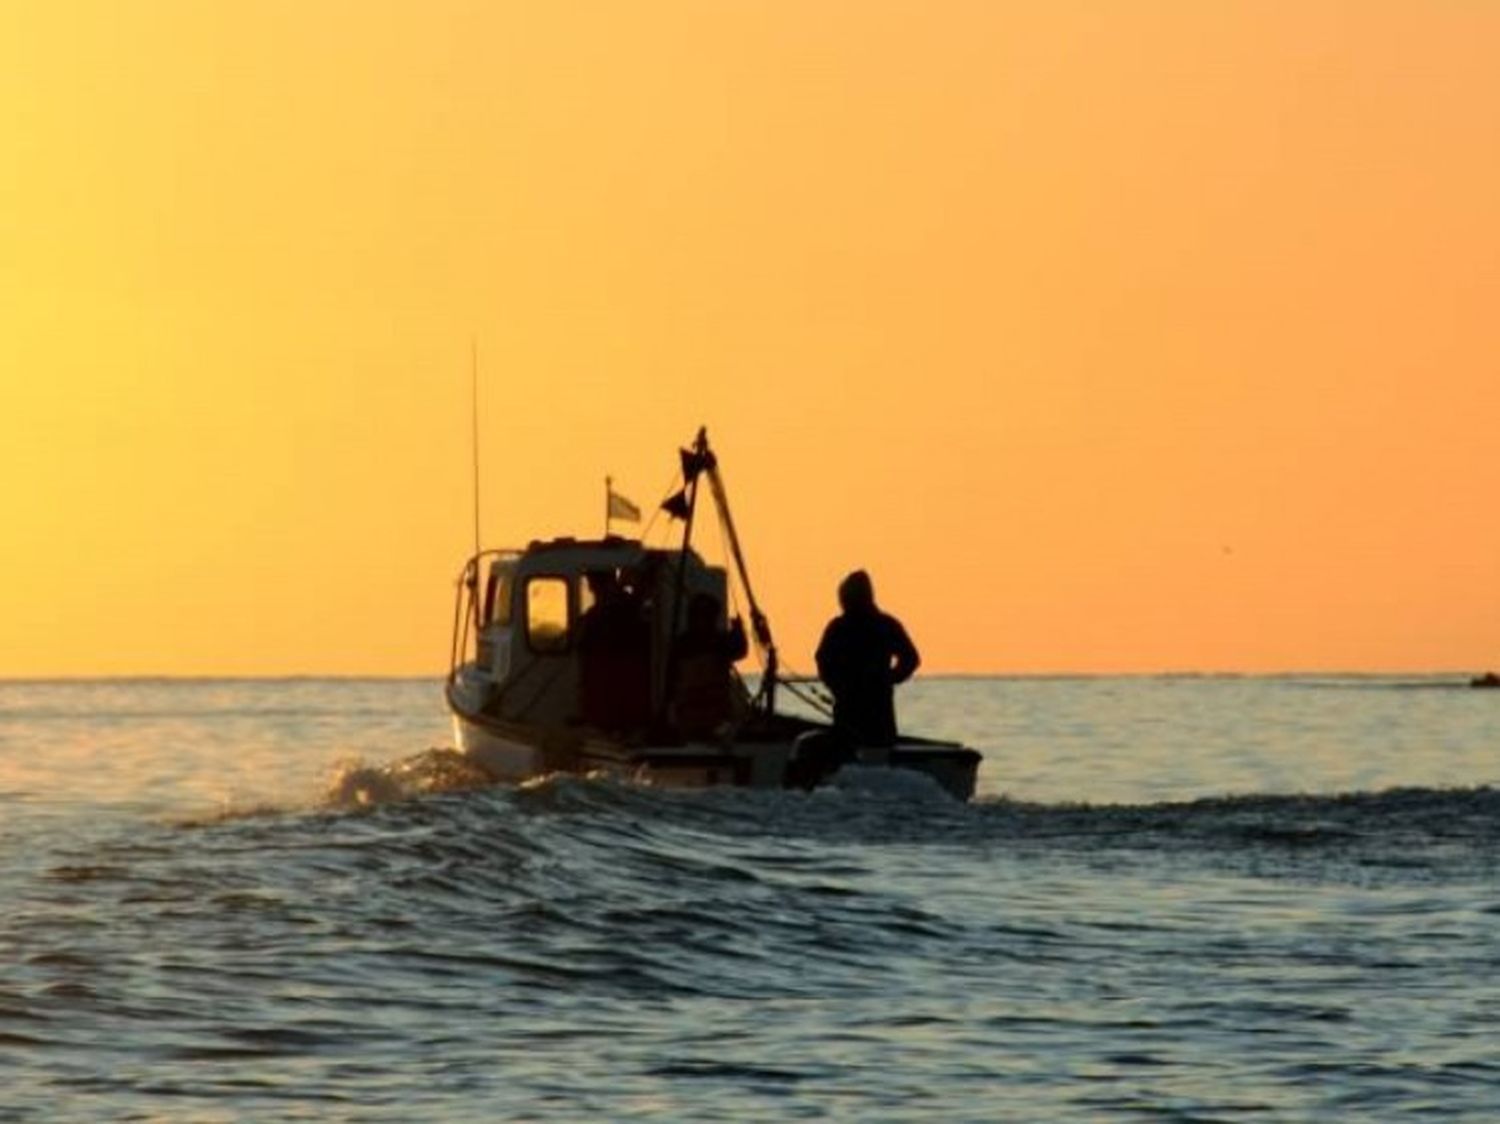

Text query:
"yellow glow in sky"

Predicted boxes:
[[2, 2, 1498, 675]]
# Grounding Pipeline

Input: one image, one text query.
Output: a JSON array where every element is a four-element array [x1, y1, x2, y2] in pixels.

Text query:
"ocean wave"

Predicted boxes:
[[11, 762, 1500, 1120]]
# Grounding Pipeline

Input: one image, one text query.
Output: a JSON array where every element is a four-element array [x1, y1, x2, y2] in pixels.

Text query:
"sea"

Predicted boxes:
[[3, 675, 1500, 1121]]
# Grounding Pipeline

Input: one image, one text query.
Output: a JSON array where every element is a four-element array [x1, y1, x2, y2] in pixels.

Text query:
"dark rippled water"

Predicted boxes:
[[4, 676, 1500, 1120]]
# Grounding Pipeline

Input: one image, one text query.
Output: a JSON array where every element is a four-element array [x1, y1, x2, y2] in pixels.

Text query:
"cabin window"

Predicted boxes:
[[525, 577, 570, 653], [484, 566, 514, 627]]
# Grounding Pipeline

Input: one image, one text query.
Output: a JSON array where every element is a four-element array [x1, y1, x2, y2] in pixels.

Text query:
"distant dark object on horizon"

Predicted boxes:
[[1472, 672, 1500, 689]]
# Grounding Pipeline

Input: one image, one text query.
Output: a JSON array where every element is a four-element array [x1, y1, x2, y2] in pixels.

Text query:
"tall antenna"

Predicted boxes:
[[470, 337, 481, 559]]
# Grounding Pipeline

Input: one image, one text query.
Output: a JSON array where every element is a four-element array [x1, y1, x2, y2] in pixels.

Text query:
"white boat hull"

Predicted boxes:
[[451, 713, 547, 783]]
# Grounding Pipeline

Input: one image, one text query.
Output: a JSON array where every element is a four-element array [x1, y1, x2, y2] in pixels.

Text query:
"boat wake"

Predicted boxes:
[[303, 746, 1500, 886], [323, 747, 501, 808]]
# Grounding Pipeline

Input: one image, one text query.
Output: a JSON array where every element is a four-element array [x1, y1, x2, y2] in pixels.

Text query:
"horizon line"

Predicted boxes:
[[0, 669, 1491, 686]]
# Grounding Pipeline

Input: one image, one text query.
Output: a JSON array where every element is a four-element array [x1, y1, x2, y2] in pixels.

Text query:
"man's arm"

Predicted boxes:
[[888, 618, 920, 685]]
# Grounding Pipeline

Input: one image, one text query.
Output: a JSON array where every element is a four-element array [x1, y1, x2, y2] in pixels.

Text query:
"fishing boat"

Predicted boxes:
[[445, 428, 981, 800]]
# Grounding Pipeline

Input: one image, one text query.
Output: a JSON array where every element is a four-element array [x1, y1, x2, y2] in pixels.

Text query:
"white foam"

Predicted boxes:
[[824, 764, 953, 802]]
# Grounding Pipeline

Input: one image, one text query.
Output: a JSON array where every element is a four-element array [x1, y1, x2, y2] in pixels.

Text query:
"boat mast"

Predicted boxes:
[[663, 428, 708, 680], [658, 427, 782, 719]]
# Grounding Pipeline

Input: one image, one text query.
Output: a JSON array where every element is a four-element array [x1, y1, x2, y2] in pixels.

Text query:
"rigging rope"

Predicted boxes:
[[640, 464, 684, 544], [778, 674, 835, 718]]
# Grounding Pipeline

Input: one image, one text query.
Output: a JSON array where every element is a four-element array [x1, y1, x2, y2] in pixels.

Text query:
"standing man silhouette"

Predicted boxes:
[[815, 570, 920, 748]]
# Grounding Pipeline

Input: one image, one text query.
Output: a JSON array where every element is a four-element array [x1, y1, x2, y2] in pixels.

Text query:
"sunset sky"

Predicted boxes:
[[3, 2, 1498, 676]]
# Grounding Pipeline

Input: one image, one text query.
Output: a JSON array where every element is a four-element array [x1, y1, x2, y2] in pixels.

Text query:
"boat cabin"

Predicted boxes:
[[452, 536, 741, 737]]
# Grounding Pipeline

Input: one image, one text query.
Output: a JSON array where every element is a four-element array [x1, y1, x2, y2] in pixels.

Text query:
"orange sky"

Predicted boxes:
[[2, 2, 1498, 676]]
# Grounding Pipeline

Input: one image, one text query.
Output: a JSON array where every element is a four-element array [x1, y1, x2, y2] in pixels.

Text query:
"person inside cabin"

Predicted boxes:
[[815, 570, 920, 748], [578, 570, 652, 732], [670, 593, 748, 740]]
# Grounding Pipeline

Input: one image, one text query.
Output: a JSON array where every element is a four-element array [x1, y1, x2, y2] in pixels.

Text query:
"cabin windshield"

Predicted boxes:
[[578, 566, 645, 615], [525, 577, 571, 653]]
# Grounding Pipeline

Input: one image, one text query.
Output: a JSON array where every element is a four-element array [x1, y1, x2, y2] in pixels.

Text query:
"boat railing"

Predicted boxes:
[[449, 549, 520, 682]]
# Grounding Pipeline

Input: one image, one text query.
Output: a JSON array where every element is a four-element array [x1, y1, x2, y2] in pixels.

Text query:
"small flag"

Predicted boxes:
[[660, 489, 692, 521], [606, 481, 641, 523]]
